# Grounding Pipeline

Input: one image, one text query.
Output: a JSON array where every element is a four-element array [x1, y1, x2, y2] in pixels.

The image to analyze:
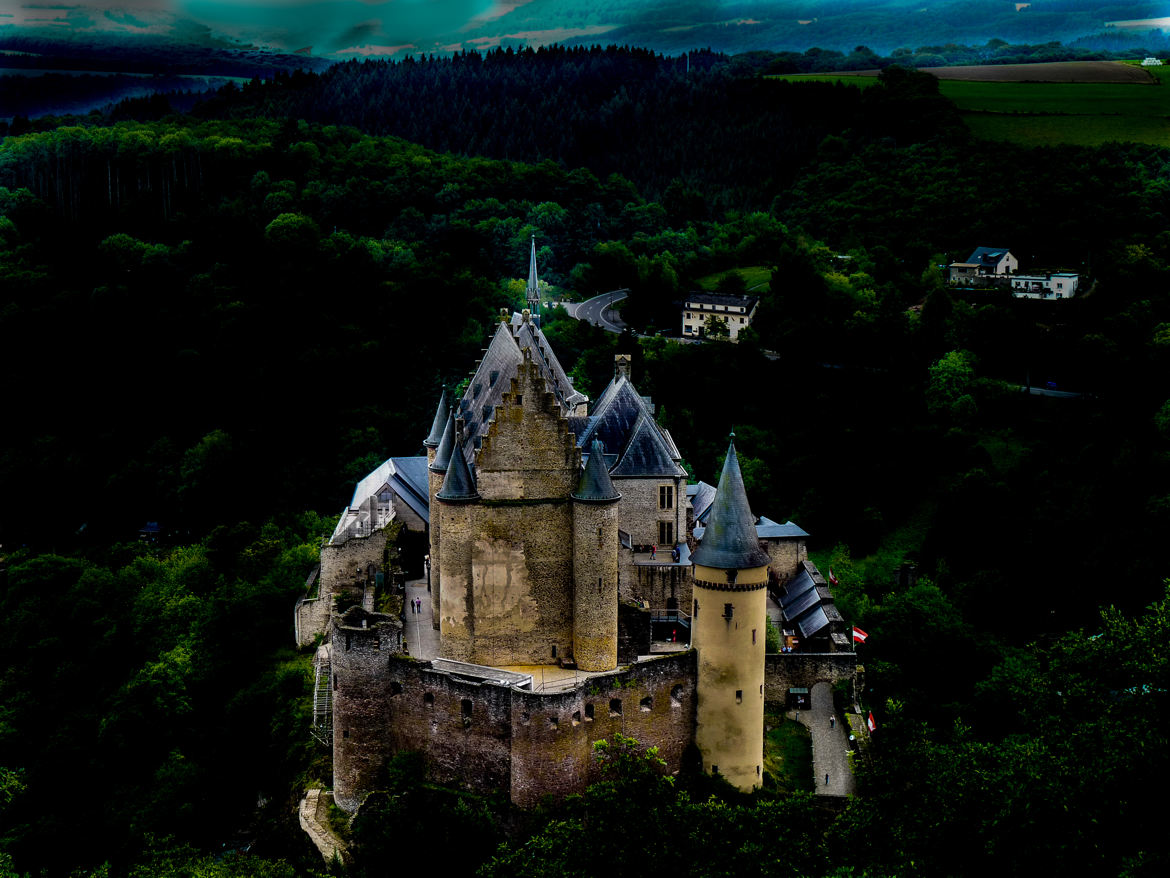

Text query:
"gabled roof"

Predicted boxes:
[[610, 411, 687, 478], [579, 376, 656, 457], [388, 456, 431, 523], [454, 316, 588, 465], [573, 440, 621, 502], [965, 247, 1013, 266], [691, 436, 771, 570], [457, 321, 524, 456], [689, 480, 717, 524], [423, 388, 449, 448]]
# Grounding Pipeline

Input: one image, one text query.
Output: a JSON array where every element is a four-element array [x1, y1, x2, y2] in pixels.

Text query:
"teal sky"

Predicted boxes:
[[0, 0, 540, 54]]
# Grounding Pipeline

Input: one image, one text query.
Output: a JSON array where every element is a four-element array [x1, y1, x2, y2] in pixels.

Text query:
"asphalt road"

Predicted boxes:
[[569, 289, 629, 333]]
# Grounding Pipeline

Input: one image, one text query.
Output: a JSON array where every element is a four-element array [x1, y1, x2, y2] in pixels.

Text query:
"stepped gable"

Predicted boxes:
[[437, 436, 479, 501], [692, 436, 771, 570], [457, 320, 525, 458], [573, 439, 622, 502], [610, 410, 688, 478], [423, 388, 449, 448], [510, 313, 587, 411], [456, 314, 588, 467]]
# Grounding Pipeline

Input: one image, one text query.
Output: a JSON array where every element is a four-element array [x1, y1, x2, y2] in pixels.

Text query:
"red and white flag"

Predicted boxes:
[[829, 568, 839, 585], [852, 626, 868, 643], [867, 711, 877, 732]]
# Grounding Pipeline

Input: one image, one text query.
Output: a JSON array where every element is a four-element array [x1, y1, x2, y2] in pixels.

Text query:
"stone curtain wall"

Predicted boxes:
[[510, 651, 698, 806], [334, 648, 698, 810], [763, 652, 857, 702], [382, 659, 515, 794]]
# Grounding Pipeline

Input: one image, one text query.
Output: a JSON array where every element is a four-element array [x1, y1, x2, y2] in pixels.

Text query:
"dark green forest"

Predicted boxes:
[[2, 51, 1170, 877]]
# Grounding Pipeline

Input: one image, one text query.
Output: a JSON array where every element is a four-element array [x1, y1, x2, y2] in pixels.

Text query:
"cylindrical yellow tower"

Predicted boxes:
[[571, 440, 621, 671], [436, 430, 478, 662], [427, 410, 455, 627], [690, 435, 771, 791]]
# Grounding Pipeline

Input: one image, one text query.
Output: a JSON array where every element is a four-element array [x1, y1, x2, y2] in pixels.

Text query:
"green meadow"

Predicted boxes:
[[773, 63, 1170, 146]]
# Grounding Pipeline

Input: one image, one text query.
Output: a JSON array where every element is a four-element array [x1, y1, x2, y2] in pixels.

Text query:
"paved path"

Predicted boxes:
[[792, 681, 856, 798], [403, 577, 439, 660]]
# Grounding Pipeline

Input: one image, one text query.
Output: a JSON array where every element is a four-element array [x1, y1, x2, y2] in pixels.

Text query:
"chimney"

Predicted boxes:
[[615, 353, 632, 381]]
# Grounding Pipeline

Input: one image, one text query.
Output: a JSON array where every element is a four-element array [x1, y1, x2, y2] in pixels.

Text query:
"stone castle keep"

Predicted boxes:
[[297, 250, 854, 808]]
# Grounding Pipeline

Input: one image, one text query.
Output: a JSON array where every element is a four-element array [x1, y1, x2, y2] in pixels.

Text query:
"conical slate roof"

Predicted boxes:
[[437, 437, 479, 501], [423, 388, 449, 448], [573, 440, 621, 502], [691, 435, 770, 570], [429, 413, 455, 473]]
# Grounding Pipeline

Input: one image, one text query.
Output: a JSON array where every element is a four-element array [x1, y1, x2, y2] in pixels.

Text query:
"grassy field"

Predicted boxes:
[[697, 265, 772, 291], [773, 62, 1170, 147], [762, 710, 814, 793]]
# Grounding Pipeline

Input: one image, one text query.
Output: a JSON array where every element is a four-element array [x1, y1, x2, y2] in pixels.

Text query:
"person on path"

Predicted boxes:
[[830, 716, 835, 729], [651, 544, 657, 560]]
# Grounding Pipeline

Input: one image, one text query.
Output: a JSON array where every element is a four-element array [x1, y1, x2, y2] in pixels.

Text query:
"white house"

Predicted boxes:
[[1011, 272, 1080, 299], [948, 247, 1019, 285]]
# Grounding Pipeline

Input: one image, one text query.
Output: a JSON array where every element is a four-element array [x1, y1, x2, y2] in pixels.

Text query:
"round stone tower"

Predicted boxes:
[[427, 409, 455, 626], [571, 439, 621, 671], [690, 434, 771, 791], [436, 427, 479, 662]]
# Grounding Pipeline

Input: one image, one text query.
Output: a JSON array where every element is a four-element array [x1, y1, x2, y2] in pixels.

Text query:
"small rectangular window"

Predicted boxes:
[[736, 690, 743, 704], [694, 599, 699, 617], [609, 698, 622, 717], [514, 394, 523, 407], [724, 603, 734, 619], [752, 629, 757, 645], [585, 703, 595, 721], [659, 485, 674, 509], [659, 521, 674, 546]]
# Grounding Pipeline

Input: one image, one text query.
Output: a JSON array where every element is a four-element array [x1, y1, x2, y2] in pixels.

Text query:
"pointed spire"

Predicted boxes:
[[526, 234, 541, 326], [573, 440, 621, 502], [423, 388, 449, 448], [437, 435, 479, 501], [692, 433, 770, 569], [526, 234, 539, 302], [429, 413, 455, 473]]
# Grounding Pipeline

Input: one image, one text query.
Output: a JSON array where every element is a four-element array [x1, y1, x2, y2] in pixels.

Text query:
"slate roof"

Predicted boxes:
[[452, 316, 588, 466], [965, 247, 1013, 268], [610, 411, 687, 478], [689, 481, 717, 524], [683, 292, 759, 310], [579, 375, 685, 479], [388, 456, 431, 523], [429, 412, 455, 474], [437, 438, 479, 501], [691, 437, 771, 569], [756, 516, 809, 539], [573, 439, 621, 502], [423, 388, 449, 448]]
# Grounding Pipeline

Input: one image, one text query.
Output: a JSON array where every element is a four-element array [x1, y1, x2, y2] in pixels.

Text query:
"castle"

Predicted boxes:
[[297, 247, 854, 808]]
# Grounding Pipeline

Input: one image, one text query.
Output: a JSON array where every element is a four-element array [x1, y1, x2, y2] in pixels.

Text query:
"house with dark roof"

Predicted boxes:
[[948, 247, 1018, 285], [681, 292, 758, 340]]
